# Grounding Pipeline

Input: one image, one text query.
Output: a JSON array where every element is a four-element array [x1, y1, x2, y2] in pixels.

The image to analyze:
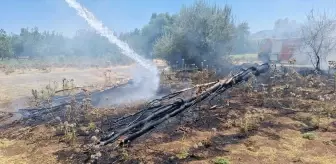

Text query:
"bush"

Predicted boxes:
[[302, 132, 317, 140], [153, 0, 235, 68]]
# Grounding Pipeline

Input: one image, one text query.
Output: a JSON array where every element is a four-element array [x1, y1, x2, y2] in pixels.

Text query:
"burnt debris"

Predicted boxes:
[[99, 63, 270, 146]]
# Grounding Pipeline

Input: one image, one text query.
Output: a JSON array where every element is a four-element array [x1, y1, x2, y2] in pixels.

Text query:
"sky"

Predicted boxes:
[[1, 0, 336, 37]]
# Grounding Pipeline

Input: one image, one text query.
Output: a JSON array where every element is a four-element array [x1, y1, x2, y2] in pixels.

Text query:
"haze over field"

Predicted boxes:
[[0, 0, 335, 108], [1, 1, 336, 164], [1, 1, 335, 67]]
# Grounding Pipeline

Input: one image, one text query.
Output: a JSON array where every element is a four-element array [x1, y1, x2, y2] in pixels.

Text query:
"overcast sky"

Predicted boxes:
[[1, 0, 336, 36]]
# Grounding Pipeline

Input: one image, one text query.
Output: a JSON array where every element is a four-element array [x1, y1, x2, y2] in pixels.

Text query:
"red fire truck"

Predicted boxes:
[[258, 38, 301, 63]]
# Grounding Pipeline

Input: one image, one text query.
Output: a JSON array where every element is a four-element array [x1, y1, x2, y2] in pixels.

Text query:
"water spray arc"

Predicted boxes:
[[64, 0, 157, 74], [64, 0, 159, 105]]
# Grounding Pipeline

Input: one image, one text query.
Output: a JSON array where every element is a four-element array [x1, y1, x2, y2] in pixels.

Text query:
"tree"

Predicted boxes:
[[301, 10, 336, 71], [141, 13, 175, 56], [119, 29, 147, 57], [10, 34, 24, 57], [119, 13, 175, 58], [153, 0, 235, 68], [233, 22, 250, 54], [0, 29, 13, 60]]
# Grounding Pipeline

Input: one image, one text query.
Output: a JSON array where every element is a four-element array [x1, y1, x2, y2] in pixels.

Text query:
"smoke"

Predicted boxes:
[[92, 65, 160, 107], [64, 0, 159, 106]]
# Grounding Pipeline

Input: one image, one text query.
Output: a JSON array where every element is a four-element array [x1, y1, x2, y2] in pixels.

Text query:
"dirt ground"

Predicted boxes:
[[0, 62, 336, 164]]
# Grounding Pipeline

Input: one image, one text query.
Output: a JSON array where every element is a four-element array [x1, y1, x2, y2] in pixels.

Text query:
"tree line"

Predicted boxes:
[[0, 1, 256, 67], [0, 27, 129, 64]]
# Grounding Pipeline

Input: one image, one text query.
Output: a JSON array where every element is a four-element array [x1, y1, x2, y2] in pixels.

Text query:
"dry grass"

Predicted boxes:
[[0, 130, 62, 164], [0, 65, 132, 112]]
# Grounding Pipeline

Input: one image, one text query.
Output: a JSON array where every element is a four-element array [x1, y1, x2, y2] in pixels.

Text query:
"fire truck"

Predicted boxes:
[[257, 38, 301, 63]]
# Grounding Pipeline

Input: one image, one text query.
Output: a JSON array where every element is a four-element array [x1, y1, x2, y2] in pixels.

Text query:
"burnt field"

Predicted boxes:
[[0, 62, 336, 164]]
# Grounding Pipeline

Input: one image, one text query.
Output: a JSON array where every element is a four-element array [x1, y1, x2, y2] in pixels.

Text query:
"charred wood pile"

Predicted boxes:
[[99, 63, 270, 146]]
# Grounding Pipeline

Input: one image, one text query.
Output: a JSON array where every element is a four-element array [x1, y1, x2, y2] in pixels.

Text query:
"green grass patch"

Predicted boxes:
[[212, 157, 230, 164], [230, 53, 258, 60], [302, 132, 317, 140], [176, 149, 189, 159]]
